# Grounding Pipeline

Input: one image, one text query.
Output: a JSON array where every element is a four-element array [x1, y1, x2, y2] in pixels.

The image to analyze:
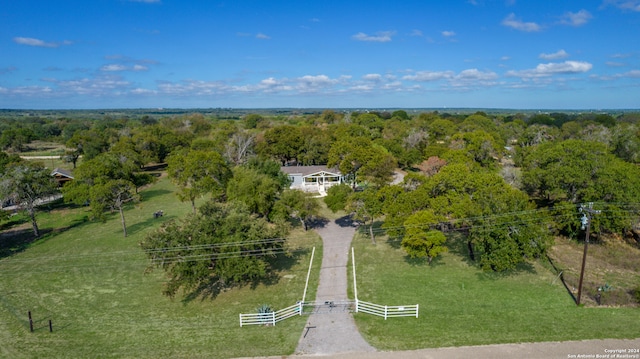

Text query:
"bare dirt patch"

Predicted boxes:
[[548, 236, 640, 306]]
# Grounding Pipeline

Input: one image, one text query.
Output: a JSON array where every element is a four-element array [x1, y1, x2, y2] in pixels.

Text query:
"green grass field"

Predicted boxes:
[[0, 177, 321, 359], [2, 176, 639, 358], [349, 232, 640, 350]]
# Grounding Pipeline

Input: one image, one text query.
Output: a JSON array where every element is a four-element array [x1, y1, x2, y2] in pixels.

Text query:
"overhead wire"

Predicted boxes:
[[1, 202, 638, 273]]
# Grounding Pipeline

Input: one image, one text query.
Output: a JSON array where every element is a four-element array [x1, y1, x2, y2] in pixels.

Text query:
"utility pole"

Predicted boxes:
[[576, 202, 601, 306]]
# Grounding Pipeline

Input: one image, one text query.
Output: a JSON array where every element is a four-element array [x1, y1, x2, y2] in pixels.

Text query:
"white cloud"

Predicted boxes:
[[131, 88, 156, 95], [157, 80, 229, 96], [501, 13, 541, 32], [101, 64, 127, 72], [403, 71, 454, 81], [296, 75, 340, 92], [410, 29, 423, 37], [250, 77, 293, 93], [611, 53, 632, 59], [560, 10, 592, 26], [256, 33, 271, 40], [363, 74, 382, 81], [501, 56, 511, 61], [100, 64, 148, 72], [456, 69, 499, 81], [605, 61, 626, 67], [352, 31, 395, 42], [448, 69, 500, 88], [441, 30, 456, 37], [602, 0, 640, 12], [592, 69, 640, 81], [506, 61, 593, 78], [624, 70, 640, 77], [539, 49, 569, 60], [13, 37, 71, 48]]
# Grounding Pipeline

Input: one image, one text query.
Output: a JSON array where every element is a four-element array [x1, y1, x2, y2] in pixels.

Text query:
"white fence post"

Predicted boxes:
[[416, 304, 419, 318], [239, 313, 243, 327], [384, 305, 388, 320], [302, 247, 315, 304]]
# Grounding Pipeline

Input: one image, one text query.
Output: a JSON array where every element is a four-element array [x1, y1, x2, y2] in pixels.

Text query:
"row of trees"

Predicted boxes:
[[3, 109, 640, 298]]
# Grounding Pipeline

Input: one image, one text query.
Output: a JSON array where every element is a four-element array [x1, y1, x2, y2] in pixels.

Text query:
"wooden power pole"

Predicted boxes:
[[576, 202, 601, 306]]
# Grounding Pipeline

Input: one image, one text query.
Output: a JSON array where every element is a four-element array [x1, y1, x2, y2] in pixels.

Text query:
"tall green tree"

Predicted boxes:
[[328, 137, 396, 188], [227, 166, 282, 218], [323, 183, 352, 213], [140, 200, 285, 298], [89, 179, 138, 237], [272, 189, 320, 230], [347, 187, 384, 244], [167, 150, 232, 213], [257, 125, 303, 165], [62, 152, 141, 237], [401, 209, 447, 264], [0, 162, 58, 237]]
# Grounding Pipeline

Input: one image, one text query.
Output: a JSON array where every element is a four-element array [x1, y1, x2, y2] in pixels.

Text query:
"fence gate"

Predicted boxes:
[[302, 300, 355, 314]]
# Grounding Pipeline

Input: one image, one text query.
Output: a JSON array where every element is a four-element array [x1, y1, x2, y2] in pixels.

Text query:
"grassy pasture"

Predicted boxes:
[[349, 232, 640, 350], [0, 177, 321, 359], [2, 174, 639, 358]]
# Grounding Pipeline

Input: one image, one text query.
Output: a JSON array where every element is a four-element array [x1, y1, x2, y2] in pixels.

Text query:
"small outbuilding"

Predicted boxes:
[[51, 168, 74, 187]]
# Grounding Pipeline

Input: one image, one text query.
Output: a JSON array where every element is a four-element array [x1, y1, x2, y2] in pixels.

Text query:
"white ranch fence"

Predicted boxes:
[[355, 300, 418, 319], [239, 246, 421, 327], [239, 302, 303, 327]]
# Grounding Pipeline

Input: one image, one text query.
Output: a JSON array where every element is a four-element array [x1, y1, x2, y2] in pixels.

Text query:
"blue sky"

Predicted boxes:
[[1, 0, 639, 109]]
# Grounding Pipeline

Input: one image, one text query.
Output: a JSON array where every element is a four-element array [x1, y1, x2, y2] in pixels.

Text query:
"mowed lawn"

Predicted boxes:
[[350, 233, 640, 351], [0, 177, 321, 359]]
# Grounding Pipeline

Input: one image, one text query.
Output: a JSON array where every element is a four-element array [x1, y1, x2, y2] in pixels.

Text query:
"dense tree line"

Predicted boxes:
[[2, 109, 640, 298]]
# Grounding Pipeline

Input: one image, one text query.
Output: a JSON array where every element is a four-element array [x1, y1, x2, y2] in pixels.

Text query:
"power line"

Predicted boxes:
[[1, 202, 638, 273]]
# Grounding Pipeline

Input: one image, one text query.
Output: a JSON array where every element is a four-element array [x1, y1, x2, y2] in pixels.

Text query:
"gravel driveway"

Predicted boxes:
[[294, 216, 375, 355]]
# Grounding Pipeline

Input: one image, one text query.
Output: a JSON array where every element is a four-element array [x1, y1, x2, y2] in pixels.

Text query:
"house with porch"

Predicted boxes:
[[280, 165, 345, 196]]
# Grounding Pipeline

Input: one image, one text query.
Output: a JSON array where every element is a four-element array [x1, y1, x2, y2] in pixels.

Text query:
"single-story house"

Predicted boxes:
[[51, 168, 74, 187], [280, 165, 345, 196]]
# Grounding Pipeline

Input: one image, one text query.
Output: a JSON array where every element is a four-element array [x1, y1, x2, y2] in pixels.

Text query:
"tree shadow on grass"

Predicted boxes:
[[127, 214, 179, 236], [385, 235, 402, 249], [336, 214, 357, 228], [355, 220, 386, 245], [446, 231, 478, 268], [0, 216, 87, 259], [403, 254, 445, 268], [180, 247, 309, 304], [139, 189, 172, 202], [474, 261, 538, 282], [307, 216, 330, 230]]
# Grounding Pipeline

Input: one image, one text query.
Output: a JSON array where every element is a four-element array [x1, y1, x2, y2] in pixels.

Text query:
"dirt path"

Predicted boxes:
[[294, 216, 375, 355]]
